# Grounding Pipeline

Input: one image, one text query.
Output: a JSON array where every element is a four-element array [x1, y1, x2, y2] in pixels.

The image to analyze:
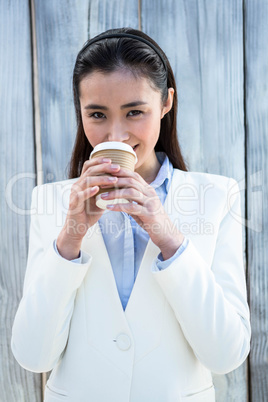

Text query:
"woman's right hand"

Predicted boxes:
[[56, 157, 120, 260]]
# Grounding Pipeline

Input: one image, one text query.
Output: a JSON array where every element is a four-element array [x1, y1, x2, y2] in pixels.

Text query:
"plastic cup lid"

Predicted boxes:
[[90, 141, 138, 163]]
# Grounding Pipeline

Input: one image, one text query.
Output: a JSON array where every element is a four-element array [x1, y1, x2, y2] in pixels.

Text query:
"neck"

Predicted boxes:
[[135, 153, 161, 184]]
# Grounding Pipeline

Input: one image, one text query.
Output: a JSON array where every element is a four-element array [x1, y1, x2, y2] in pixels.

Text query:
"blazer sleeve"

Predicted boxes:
[[151, 177, 251, 374], [11, 185, 92, 373]]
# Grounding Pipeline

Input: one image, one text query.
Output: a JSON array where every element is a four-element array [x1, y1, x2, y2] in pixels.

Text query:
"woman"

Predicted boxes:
[[11, 27, 251, 402]]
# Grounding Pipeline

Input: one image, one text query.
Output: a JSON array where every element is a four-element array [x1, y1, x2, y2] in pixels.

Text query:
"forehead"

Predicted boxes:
[[79, 68, 161, 102]]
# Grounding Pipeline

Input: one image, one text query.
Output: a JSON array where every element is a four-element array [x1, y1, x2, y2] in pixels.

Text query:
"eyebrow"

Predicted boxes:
[[84, 101, 148, 110]]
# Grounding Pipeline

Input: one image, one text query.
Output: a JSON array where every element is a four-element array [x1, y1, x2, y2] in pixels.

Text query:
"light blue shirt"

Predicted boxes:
[[54, 153, 189, 310]]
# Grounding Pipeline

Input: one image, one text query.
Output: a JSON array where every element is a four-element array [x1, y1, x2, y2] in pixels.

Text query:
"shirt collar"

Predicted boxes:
[[150, 152, 174, 192]]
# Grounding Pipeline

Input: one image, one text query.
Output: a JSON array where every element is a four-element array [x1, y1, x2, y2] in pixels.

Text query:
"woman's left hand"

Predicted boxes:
[[100, 167, 185, 260]]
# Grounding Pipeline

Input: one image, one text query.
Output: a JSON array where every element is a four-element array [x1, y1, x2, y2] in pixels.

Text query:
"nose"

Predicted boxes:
[[107, 121, 130, 142]]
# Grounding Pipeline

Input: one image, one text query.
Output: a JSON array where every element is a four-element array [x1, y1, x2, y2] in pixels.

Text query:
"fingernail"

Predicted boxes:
[[106, 204, 115, 209], [108, 176, 117, 181], [111, 164, 120, 169], [101, 192, 109, 198], [102, 158, 111, 163]]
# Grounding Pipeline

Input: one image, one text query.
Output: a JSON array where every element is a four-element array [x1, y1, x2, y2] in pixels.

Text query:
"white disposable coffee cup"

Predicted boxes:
[[90, 141, 138, 209]]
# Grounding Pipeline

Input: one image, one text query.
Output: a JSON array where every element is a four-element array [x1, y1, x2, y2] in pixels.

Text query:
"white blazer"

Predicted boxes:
[[11, 169, 251, 402]]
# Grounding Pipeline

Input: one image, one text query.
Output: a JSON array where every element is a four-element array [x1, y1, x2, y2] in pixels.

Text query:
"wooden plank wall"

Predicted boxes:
[[245, 0, 268, 401], [0, 1, 41, 401], [2, 0, 267, 401]]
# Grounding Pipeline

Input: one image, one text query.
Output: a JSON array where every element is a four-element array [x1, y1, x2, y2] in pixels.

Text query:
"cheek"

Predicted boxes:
[[138, 115, 161, 138], [81, 117, 101, 139], [144, 117, 161, 141], [81, 121, 98, 147], [81, 115, 90, 131]]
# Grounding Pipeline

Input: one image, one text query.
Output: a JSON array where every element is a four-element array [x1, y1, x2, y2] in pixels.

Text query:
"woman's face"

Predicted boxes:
[[79, 69, 174, 180]]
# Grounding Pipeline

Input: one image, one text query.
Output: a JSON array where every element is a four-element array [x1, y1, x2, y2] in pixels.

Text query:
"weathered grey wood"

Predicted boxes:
[[0, 0, 41, 401], [33, 0, 89, 184], [88, 0, 140, 37], [142, 1, 247, 401], [34, 0, 139, 185], [244, 0, 268, 400]]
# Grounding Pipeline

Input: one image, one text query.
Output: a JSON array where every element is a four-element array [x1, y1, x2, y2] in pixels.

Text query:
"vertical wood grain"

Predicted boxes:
[[0, 0, 41, 401], [31, 0, 43, 186], [88, 0, 139, 37], [141, 1, 247, 401], [34, 0, 89, 185], [244, 0, 268, 400]]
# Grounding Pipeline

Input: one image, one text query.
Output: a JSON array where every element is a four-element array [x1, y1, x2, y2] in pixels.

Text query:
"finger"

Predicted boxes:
[[106, 201, 143, 215], [110, 168, 148, 185], [100, 183, 119, 189], [102, 188, 162, 215], [73, 175, 118, 192], [82, 175, 118, 190], [101, 187, 146, 204], [81, 157, 112, 175], [112, 177, 154, 197], [83, 161, 121, 177], [69, 185, 99, 213]]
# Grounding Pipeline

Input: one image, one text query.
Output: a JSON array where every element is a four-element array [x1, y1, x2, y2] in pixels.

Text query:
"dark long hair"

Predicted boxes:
[[68, 27, 188, 178]]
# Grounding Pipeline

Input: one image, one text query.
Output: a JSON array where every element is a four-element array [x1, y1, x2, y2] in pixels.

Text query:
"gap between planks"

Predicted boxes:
[[29, 0, 46, 399], [30, 0, 43, 187]]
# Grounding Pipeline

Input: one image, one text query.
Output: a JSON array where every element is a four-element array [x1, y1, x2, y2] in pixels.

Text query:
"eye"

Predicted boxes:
[[89, 112, 106, 119], [128, 110, 143, 117]]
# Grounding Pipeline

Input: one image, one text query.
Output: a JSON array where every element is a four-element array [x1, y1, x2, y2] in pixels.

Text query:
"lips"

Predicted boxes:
[[132, 144, 138, 151]]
